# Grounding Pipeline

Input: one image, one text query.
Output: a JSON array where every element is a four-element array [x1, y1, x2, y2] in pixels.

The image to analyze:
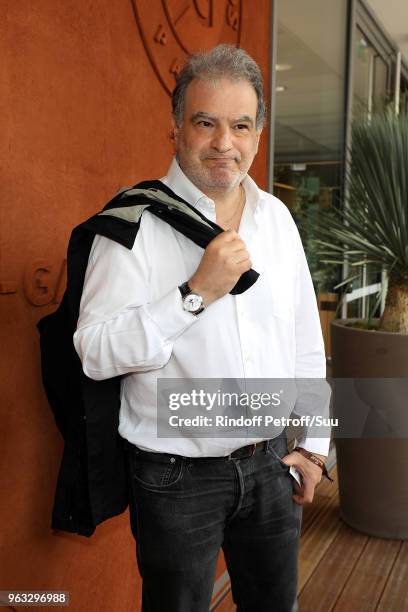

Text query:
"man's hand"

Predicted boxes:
[[189, 230, 251, 306], [281, 451, 327, 506]]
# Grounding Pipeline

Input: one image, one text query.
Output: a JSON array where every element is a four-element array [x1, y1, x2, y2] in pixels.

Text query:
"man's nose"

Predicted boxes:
[[211, 126, 233, 152]]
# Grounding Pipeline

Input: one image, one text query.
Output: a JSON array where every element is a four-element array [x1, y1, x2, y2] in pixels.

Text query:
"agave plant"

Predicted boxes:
[[315, 112, 408, 334]]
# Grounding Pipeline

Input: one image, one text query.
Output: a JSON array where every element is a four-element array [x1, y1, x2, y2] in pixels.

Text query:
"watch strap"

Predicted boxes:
[[178, 281, 192, 298]]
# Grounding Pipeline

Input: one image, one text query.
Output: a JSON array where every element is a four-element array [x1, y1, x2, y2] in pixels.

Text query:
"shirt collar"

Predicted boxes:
[[241, 172, 262, 217], [161, 157, 262, 220], [161, 158, 212, 210]]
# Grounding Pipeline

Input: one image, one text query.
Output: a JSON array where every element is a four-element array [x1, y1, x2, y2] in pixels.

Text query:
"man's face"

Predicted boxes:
[[173, 78, 262, 195]]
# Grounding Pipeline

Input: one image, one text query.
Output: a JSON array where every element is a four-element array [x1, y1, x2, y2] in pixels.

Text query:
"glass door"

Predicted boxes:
[[272, 0, 348, 356], [345, 18, 395, 320]]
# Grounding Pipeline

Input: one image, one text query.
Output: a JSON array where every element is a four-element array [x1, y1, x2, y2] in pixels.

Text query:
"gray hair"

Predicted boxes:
[[172, 44, 266, 130]]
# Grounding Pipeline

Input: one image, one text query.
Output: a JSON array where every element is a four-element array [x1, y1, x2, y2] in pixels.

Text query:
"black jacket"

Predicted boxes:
[[38, 180, 259, 536]]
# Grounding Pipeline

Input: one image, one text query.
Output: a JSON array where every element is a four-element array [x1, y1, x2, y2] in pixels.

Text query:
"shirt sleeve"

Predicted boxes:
[[292, 224, 331, 457], [73, 220, 197, 381]]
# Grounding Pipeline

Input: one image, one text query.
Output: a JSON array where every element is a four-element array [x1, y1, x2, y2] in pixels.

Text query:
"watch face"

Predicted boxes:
[[184, 293, 203, 312]]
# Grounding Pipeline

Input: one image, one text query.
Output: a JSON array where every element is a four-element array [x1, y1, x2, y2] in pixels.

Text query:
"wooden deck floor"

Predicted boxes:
[[213, 467, 408, 612]]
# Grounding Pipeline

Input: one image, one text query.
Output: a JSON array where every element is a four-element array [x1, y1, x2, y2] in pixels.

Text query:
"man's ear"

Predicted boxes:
[[171, 118, 179, 144], [255, 128, 262, 153]]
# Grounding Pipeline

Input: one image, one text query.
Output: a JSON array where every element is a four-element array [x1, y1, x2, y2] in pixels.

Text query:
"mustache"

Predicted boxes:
[[200, 154, 240, 161]]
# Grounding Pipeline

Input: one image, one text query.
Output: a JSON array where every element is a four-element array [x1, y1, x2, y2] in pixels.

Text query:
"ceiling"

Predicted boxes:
[[274, 0, 407, 163], [275, 0, 348, 162], [366, 0, 408, 62]]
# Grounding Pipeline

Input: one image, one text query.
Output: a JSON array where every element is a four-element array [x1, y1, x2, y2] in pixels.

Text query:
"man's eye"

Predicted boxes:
[[235, 124, 249, 130], [198, 121, 212, 127]]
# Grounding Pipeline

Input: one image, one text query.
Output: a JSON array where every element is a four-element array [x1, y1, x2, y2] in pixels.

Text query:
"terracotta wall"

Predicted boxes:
[[0, 1, 271, 610]]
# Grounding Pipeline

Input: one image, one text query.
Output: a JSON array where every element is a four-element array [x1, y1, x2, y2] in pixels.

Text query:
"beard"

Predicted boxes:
[[176, 147, 249, 194]]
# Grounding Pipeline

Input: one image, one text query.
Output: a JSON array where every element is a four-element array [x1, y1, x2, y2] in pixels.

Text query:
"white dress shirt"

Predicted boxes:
[[73, 158, 330, 457]]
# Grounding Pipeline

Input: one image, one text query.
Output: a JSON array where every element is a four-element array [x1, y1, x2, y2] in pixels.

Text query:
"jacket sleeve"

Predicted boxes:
[[73, 221, 197, 381]]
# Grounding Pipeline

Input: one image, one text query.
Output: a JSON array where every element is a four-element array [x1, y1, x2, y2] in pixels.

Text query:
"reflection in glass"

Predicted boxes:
[[273, 0, 348, 355]]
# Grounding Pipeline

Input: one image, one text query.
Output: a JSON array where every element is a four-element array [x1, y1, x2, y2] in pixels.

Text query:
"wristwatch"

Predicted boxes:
[[178, 282, 205, 316]]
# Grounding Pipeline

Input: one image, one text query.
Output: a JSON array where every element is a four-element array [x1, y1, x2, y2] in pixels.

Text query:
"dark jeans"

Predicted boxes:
[[124, 434, 302, 612]]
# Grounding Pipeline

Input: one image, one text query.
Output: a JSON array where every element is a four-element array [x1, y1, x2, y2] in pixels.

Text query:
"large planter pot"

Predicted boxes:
[[331, 319, 408, 539]]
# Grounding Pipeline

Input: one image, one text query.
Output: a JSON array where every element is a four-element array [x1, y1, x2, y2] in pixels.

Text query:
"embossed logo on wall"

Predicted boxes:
[[133, 0, 242, 94], [0, 259, 67, 306]]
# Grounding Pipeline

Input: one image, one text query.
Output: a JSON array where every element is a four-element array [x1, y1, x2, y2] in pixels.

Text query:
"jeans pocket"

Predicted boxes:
[[130, 452, 185, 490], [266, 438, 290, 471]]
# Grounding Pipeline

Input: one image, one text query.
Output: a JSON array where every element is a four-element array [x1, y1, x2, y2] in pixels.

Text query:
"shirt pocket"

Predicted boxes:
[[262, 266, 295, 324]]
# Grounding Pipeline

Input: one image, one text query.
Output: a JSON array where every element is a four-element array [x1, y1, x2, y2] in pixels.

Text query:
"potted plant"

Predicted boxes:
[[315, 112, 408, 539]]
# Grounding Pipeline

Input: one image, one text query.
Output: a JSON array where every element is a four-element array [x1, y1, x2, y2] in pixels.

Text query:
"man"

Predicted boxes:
[[73, 44, 330, 612]]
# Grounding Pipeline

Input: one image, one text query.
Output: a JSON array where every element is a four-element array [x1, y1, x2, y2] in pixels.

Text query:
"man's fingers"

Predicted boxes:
[[218, 244, 248, 260], [292, 474, 317, 505], [190, 229, 252, 303], [231, 249, 251, 266], [214, 228, 239, 243], [283, 451, 322, 506]]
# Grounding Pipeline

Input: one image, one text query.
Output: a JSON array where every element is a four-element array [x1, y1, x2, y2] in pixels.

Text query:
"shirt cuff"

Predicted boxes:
[[143, 286, 198, 340], [295, 436, 331, 457]]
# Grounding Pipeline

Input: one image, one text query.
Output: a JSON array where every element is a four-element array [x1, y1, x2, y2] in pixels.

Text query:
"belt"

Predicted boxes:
[[227, 440, 269, 459], [122, 438, 270, 461]]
